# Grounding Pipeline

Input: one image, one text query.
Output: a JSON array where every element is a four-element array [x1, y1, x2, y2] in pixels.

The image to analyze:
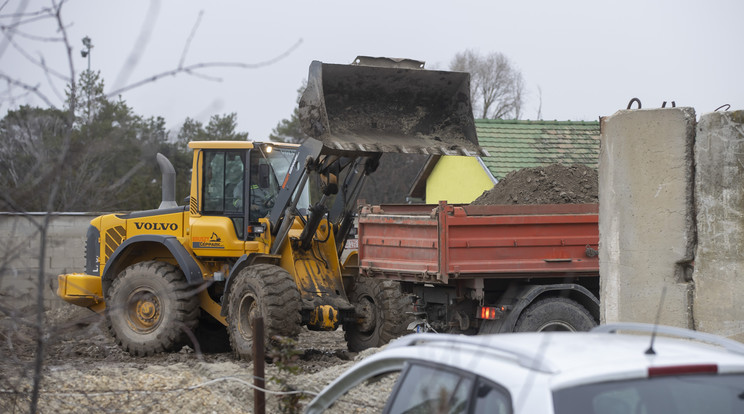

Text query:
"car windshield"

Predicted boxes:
[[552, 374, 744, 414]]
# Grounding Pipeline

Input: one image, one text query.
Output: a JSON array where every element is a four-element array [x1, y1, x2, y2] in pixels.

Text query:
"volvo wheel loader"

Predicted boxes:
[[57, 56, 485, 358]]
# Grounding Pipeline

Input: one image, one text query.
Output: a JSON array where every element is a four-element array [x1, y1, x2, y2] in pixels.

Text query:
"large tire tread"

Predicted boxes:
[[226, 264, 302, 360], [345, 277, 413, 352], [107, 260, 199, 356]]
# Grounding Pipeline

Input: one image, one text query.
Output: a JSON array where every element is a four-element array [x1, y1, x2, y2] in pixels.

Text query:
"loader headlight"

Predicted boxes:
[[247, 223, 266, 235]]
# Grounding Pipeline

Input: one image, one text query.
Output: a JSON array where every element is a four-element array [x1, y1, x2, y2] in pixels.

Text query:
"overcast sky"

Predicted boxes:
[[3, 0, 743, 140]]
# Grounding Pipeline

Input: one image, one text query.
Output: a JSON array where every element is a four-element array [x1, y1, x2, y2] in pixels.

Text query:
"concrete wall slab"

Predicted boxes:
[[693, 110, 744, 341], [599, 108, 696, 327]]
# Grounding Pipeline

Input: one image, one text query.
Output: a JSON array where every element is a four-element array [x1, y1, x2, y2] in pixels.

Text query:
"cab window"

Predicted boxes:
[[202, 150, 246, 237]]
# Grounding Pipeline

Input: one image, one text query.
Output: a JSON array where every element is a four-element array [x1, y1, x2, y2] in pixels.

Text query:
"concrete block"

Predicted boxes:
[[599, 108, 696, 327], [693, 110, 744, 341]]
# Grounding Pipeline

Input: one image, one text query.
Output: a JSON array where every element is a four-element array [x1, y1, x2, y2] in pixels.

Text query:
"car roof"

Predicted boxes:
[[383, 325, 744, 389]]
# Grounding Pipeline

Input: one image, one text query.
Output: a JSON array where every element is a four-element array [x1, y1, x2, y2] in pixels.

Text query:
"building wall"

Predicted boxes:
[[0, 213, 94, 311], [426, 156, 494, 204]]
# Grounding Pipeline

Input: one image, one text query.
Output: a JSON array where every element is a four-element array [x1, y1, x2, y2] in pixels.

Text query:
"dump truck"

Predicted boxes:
[[56, 56, 486, 357], [356, 201, 600, 335]]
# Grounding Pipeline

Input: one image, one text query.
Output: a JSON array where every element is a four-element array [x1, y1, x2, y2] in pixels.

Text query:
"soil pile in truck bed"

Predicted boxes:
[[471, 164, 598, 205]]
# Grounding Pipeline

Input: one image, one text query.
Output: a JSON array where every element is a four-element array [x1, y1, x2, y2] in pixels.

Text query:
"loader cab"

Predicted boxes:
[[192, 141, 308, 244]]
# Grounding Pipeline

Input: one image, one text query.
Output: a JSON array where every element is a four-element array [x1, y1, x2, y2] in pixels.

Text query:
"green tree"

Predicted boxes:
[[177, 117, 205, 150], [67, 70, 107, 125], [0, 71, 184, 212], [0, 106, 70, 211], [177, 113, 249, 148], [204, 113, 248, 140], [270, 83, 308, 144]]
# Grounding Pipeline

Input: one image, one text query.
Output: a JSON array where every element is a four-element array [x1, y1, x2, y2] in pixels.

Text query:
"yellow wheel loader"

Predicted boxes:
[[57, 57, 484, 358]]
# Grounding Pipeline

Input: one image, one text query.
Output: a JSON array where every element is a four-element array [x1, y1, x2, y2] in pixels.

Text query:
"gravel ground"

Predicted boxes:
[[0, 304, 386, 414]]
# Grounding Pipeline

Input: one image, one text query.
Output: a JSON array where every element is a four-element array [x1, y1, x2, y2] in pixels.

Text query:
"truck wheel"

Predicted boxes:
[[345, 278, 412, 352], [226, 264, 302, 360], [514, 297, 596, 332], [107, 261, 199, 356]]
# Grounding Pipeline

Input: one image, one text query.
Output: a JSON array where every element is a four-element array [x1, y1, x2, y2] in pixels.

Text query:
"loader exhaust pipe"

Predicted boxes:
[[299, 57, 486, 156], [156, 153, 178, 209]]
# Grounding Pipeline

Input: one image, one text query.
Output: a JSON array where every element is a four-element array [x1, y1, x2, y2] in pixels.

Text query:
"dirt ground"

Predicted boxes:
[[0, 304, 372, 414], [472, 164, 599, 205]]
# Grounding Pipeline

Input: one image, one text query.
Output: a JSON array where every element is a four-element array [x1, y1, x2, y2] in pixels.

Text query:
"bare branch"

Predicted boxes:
[[40, 55, 67, 103], [0, 7, 53, 28], [0, 72, 56, 107], [1, 25, 63, 43], [28, 1, 75, 410], [107, 38, 303, 98], [0, 0, 31, 60], [179, 10, 204, 68], [2, 30, 69, 80], [112, 0, 162, 92]]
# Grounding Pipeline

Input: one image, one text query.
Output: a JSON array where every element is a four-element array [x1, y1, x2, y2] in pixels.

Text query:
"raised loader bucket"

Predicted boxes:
[[299, 57, 486, 156]]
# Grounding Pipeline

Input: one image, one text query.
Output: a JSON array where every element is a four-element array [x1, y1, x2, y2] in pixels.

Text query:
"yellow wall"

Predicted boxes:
[[426, 156, 494, 204]]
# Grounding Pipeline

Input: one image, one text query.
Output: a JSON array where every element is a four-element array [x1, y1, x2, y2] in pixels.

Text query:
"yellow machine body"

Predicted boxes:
[[58, 140, 350, 331]]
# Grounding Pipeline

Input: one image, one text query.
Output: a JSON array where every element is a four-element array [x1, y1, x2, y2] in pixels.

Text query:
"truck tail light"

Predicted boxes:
[[648, 364, 717, 377], [478, 306, 508, 320]]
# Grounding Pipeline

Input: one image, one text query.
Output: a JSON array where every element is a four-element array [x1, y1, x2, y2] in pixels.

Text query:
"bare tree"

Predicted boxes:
[[450, 49, 525, 120]]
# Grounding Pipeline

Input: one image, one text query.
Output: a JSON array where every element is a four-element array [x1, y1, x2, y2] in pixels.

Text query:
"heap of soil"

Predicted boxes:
[[471, 164, 598, 205]]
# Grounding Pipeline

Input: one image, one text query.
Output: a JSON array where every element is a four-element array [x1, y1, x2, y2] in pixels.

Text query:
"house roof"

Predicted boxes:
[[477, 119, 600, 180]]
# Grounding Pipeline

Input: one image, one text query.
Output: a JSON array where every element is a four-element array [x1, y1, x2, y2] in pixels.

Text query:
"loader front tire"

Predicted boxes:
[[345, 278, 413, 352], [226, 264, 302, 360], [107, 261, 199, 356]]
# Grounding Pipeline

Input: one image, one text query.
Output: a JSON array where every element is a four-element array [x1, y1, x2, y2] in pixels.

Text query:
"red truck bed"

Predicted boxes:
[[358, 201, 599, 284]]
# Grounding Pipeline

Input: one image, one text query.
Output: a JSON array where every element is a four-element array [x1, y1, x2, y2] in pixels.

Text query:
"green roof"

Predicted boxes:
[[477, 119, 600, 180]]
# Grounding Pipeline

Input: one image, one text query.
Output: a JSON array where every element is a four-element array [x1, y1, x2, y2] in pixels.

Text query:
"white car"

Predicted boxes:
[[305, 323, 744, 414]]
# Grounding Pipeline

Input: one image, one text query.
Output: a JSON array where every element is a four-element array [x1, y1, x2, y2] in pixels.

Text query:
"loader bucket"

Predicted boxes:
[[299, 59, 485, 156]]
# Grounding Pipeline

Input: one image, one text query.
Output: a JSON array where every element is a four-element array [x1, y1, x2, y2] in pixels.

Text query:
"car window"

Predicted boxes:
[[325, 370, 401, 413], [552, 374, 744, 414], [472, 377, 512, 414], [386, 364, 473, 414]]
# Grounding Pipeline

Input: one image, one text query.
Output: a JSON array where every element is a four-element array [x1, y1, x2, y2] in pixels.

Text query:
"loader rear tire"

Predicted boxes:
[[107, 261, 199, 356], [345, 278, 413, 352], [226, 264, 302, 360], [514, 297, 596, 332]]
